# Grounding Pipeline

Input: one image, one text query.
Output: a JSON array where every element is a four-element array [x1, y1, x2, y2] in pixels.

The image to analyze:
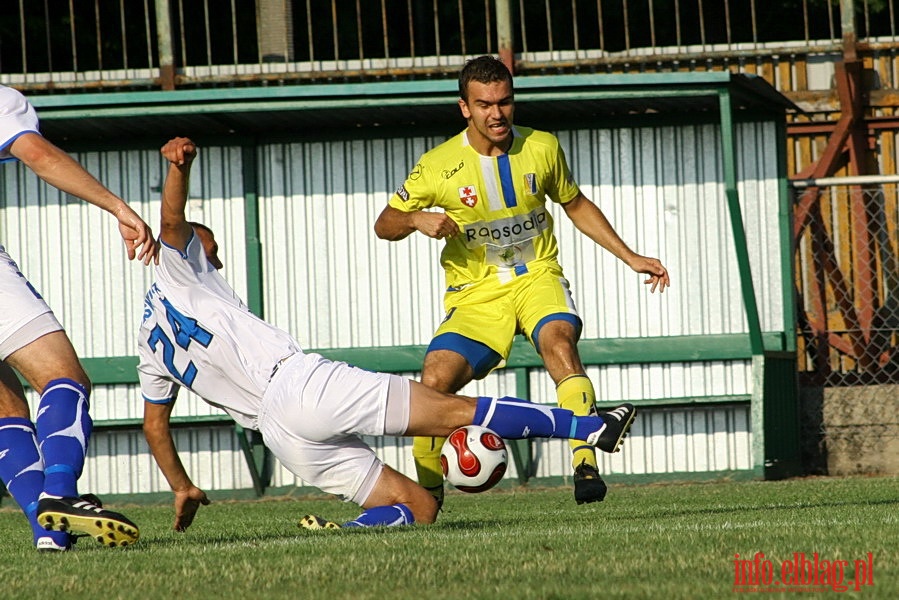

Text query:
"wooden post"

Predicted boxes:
[[495, 0, 514, 74], [154, 0, 175, 90]]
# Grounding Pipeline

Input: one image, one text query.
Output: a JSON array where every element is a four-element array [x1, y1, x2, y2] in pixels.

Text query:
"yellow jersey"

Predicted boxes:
[[389, 126, 580, 288]]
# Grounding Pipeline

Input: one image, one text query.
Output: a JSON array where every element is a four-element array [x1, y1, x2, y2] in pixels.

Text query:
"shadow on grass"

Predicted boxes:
[[604, 497, 899, 520], [437, 519, 503, 530]]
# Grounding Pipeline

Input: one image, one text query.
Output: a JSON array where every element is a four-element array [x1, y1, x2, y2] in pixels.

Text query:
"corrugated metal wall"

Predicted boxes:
[[2, 118, 783, 495], [261, 122, 784, 347]]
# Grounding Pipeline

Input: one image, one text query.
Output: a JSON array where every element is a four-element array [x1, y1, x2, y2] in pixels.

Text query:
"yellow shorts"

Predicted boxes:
[[430, 263, 582, 377]]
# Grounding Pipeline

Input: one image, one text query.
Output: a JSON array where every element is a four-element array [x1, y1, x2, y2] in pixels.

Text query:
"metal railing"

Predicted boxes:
[[1, 0, 894, 92]]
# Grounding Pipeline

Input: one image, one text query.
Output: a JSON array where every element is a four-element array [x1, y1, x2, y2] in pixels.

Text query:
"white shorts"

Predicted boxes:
[[257, 352, 411, 505], [0, 246, 63, 360]]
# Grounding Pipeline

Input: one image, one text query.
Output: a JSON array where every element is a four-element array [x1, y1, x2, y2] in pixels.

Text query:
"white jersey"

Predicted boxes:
[[0, 86, 62, 358], [0, 85, 40, 162], [137, 232, 302, 429]]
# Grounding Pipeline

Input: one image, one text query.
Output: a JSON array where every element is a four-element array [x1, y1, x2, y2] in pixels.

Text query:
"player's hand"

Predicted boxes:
[[115, 204, 158, 265], [412, 212, 459, 240], [628, 255, 670, 293], [161, 137, 198, 166], [173, 485, 211, 532]]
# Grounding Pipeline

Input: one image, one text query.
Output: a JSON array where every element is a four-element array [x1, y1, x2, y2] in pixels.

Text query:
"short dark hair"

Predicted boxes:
[[458, 55, 513, 101]]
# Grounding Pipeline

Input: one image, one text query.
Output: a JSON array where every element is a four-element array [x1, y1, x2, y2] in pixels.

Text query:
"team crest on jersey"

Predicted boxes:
[[524, 173, 537, 195], [459, 185, 478, 208]]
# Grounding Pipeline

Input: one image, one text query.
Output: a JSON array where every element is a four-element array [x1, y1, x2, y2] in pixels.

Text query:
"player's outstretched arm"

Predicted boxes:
[[374, 205, 459, 241], [143, 399, 210, 532], [9, 132, 158, 265], [159, 137, 198, 252], [562, 192, 670, 293]]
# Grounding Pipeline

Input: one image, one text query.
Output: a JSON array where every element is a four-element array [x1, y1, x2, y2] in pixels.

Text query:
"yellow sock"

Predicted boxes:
[[556, 374, 599, 471], [412, 435, 446, 491]]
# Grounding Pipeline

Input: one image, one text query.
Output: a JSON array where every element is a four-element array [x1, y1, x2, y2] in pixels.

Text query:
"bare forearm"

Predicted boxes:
[[158, 138, 198, 249], [375, 205, 459, 241], [563, 193, 671, 292], [563, 195, 637, 265], [160, 163, 192, 231], [18, 140, 128, 215], [374, 205, 417, 240], [144, 423, 194, 492]]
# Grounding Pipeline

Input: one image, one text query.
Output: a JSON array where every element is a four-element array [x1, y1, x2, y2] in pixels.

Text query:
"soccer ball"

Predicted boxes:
[[440, 425, 508, 493]]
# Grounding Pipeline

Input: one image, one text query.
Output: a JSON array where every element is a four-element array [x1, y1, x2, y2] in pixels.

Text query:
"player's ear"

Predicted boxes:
[[458, 97, 471, 119]]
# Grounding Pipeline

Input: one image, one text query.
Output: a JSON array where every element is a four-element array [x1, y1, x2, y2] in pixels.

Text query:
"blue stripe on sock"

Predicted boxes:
[[45, 464, 76, 476], [473, 397, 493, 426], [570, 416, 578, 439]]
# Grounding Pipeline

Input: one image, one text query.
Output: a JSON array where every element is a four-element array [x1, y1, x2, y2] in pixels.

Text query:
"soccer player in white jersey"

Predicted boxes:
[[137, 137, 637, 531], [375, 56, 670, 509], [0, 85, 154, 551]]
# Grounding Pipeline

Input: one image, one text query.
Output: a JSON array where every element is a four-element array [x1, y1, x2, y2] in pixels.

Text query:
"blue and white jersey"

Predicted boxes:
[[0, 85, 40, 163], [136, 231, 302, 429]]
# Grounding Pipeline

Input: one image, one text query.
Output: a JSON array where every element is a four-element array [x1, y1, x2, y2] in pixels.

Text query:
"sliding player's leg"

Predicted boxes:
[[300, 463, 437, 530], [402, 382, 635, 452]]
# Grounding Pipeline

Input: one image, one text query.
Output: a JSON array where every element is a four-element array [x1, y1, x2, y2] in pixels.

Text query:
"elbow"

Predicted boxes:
[[373, 220, 399, 241], [142, 417, 168, 440]]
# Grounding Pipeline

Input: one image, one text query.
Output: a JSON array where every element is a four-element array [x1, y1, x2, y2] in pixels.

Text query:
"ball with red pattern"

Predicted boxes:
[[439, 425, 508, 493]]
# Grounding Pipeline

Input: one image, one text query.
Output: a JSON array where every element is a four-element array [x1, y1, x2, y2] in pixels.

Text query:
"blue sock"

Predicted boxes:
[[343, 504, 414, 528], [473, 396, 604, 441], [35, 378, 91, 497], [0, 417, 69, 545]]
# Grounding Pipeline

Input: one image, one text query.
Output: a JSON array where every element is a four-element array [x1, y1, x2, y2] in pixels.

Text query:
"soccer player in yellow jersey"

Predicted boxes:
[[374, 55, 670, 507]]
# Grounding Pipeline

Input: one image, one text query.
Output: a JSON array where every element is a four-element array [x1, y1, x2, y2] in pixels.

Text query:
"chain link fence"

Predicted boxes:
[[794, 179, 899, 475]]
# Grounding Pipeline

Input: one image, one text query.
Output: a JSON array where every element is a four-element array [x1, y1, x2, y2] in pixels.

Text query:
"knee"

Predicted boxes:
[[44, 376, 91, 397], [0, 402, 30, 419], [421, 370, 455, 393], [409, 491, 439, 524], [0, 387, 31, 419]]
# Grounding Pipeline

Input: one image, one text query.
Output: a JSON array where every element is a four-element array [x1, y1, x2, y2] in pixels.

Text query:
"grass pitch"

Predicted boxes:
[[0, 475, 896, 599]]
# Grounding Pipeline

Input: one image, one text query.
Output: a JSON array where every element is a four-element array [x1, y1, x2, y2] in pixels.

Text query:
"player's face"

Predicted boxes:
[[459, 79, 514, 156], [195, 227, 223, 270]]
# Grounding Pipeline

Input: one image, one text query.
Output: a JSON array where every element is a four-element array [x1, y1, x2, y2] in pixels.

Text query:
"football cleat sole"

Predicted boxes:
[[37, 496, 139, 548], [299, 515, 341, 530], [38, 511, 140, 548]]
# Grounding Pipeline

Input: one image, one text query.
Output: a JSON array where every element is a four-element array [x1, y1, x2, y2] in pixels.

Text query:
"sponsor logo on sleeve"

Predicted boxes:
[[396, 185, 410, 202]]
